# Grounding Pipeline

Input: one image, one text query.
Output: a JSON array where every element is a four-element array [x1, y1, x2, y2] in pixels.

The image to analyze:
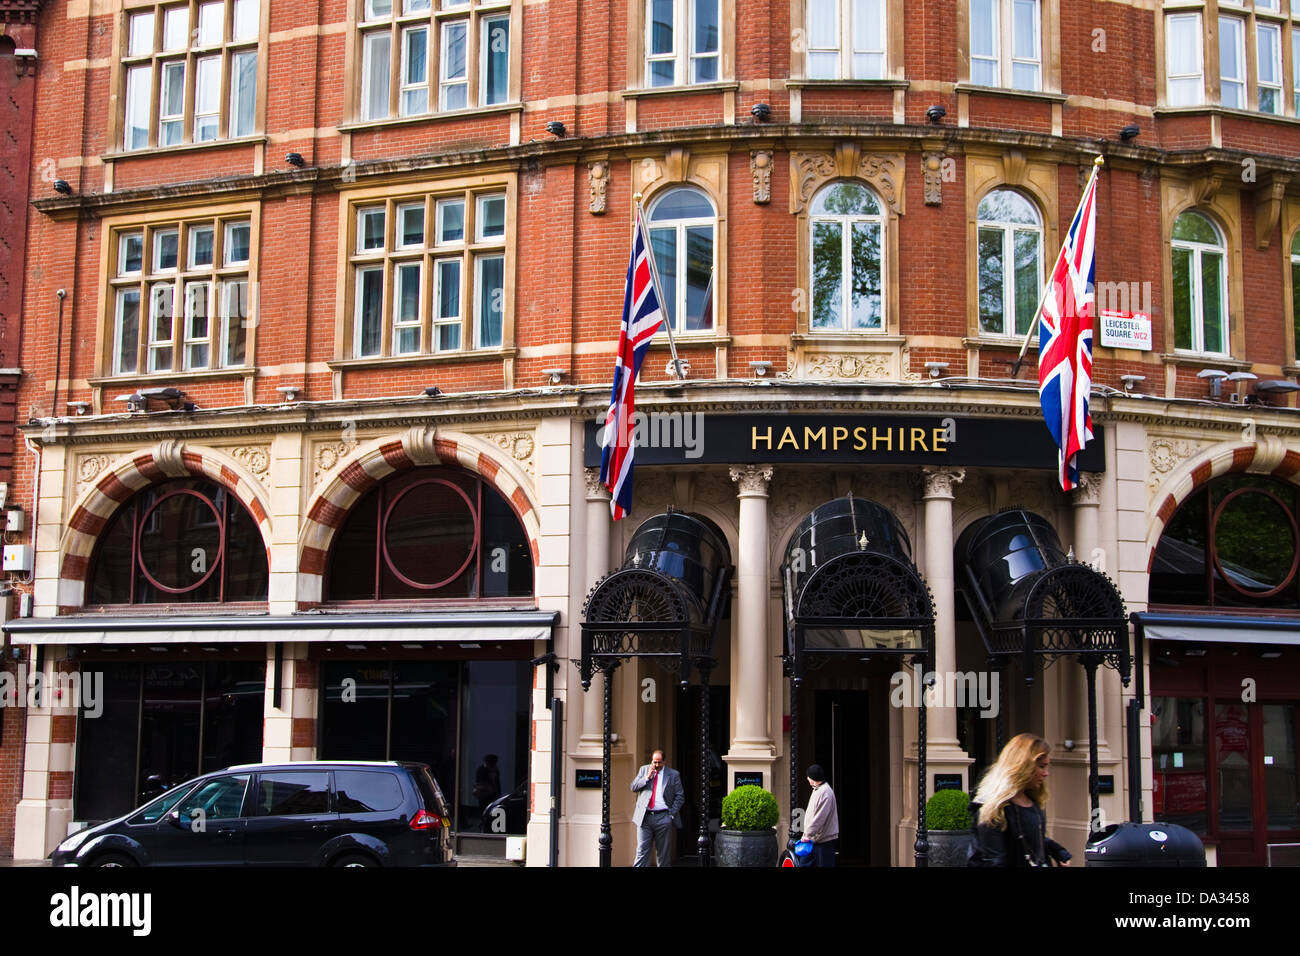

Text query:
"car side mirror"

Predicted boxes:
[[167, 809, 186, 829]]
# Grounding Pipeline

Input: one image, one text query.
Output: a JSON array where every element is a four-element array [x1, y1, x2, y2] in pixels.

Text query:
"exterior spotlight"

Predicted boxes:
[[926, 104, 946, 124], [423, 385, 443, 397], [1120, 374, 1146, 393], [66, 401, 90, 416], [545, 121, 566, 137], [276, 385, 301, 402], [285, 152, 305, 167], [750, 103, 772, 121], [53, 179, 72, 195], [543, 368, 566, 385], [115, 392, 145, 413], [1197, 367, 1228, 399], [1119, 125, 1140, 142], [925, 361, 950, 379], [748, 360, 772, 377]]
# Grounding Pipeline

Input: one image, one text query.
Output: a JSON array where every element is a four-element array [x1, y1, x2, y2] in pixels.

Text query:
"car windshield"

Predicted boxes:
[[129, 780, 199, 824]]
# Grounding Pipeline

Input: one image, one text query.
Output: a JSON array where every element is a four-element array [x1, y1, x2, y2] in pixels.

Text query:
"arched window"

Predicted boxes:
[[977, 189, 1042, 337], [1151, 475, 1300, 610], [1171, 211, 1228, 355], [1290, 230, 1300, 358], [810, 181, 883, 331], [87, 478, 268, 605], [325, 466, 533, 601], [647, 186, 715, 333]]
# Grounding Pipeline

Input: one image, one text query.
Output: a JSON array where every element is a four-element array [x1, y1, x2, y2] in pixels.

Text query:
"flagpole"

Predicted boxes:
[[1010, 155, 1104, 379], [633, 192, 686, 380]]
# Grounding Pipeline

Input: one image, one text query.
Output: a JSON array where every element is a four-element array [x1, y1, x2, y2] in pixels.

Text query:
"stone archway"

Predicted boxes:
[[297, 426, 541, 604], [57, 440, 273, 610]]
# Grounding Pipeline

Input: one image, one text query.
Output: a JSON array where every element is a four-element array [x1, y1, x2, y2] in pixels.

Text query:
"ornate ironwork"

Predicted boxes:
[[798, 551, 935, 622], [915, 656, 929, 867]]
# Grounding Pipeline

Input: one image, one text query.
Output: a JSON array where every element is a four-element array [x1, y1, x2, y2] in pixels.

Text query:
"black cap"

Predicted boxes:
[[806, 764, 826, 783]]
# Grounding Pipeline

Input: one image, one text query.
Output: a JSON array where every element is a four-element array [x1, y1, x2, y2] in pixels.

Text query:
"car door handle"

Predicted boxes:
[[312, 824, 331, 832]]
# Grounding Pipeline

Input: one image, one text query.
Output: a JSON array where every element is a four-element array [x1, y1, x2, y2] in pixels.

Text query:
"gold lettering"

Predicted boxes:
[[832, 426, 849, 449], [804, 426, 827, 450], [778, 427, 798, 450], [853, 427, 868, 451], [872, 427, 892, 451], [911, 427, 927, 451], [932, 428, 947, 452], [752, 426, 772, 450]]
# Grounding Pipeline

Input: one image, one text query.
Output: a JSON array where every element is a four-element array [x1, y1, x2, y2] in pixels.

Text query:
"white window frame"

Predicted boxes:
[[1171, 215, 1229, 356], [976, 190, 1044, 338], [645, 0, 720, 87], [806, 0, 887, 80], [647, 188, 718, 335], [1219, 14, 1247, 110], [969, 0, 1040, 91], [1165, 12, 1205, 107], [807, 182, 885, 333], [1257, 20, 1282, 114]]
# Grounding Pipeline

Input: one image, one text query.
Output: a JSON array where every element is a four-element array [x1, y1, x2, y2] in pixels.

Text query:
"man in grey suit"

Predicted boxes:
[[631, 749, 684, 867]]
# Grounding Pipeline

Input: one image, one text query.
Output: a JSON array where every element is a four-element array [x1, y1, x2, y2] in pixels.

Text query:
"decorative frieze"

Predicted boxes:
[[1148, 436, 1203, 491], [226, 445, 270, 481], [750, 150, 773, 204], [804, 352, 894, 380]]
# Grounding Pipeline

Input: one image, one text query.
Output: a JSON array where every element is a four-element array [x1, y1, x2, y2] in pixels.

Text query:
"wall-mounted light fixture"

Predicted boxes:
[[545, 121, 566, 137], [276, 385, 302, 403], [542, 368, 566, 385], [750, 103, 772, 121], [285, 152, 305, 168], [1119, 124, 1141, 142], [66, 401, 90, 416], [423, 385, 443, 398], [1197, 368, 1228, 399], [114, 392, 145, 413], [926, 104, 946, 124], [925, 361, 950, 379], [53, 179, 72, 195], [1120, 374, 1146, 393], [748, 360, 772, 378]]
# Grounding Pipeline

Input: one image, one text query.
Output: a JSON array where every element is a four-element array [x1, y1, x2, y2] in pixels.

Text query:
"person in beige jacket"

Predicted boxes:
[[799, 764, 839, 867]]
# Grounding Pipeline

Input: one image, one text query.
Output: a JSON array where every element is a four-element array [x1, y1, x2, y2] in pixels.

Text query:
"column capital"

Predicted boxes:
[[584, 467, 611, 501], [730, 464, 774, 497], [921, 466, 966, 500], [1072, 471, 1102, 505]]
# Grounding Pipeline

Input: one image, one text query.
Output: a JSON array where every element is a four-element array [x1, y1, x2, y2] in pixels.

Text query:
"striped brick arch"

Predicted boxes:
[[1146, 435, 1300, 572], [58, 440, 272, 609], [297, 426, 541, 604]]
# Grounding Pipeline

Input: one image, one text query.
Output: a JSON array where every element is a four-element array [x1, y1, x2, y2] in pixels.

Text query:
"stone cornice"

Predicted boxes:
[[0, 0, 43, 25], [34, 121, 1300, 220]]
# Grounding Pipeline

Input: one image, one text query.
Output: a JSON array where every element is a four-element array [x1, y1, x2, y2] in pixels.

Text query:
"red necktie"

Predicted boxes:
[[649, 771, 657, 809]]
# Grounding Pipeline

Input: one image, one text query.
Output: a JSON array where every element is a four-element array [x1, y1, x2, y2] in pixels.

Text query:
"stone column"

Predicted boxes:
[[579, 468, 612, 752], [919, 467, 972, 788], [724, 465, 777, 788]]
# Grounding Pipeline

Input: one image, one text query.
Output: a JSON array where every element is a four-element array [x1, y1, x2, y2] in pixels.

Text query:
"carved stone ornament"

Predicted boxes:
[[1007, 476, 1054, 517], [790, 144, 902, 215], [1072, 471, 1103, 505], [228, 445, 270, 481], [693, 472, 733, 507], [588, 161, 609, 214], [584, 467, 610, 500], [485, 432, 536, 476], [751, 150, 773, 204], [921, 466, 966, 499], [730, 464, 774, 496], [313, 439, 359, 487], [922, 151, 945, 206], [805, 352, 892, 380], [1148, 437, 1202, 491], [151, 439, 188, 478], [76, 454, 113, 491]]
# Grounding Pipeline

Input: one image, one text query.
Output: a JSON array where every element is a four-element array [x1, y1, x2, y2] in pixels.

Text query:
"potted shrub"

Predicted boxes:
[[715, 785, 780, 867], [923, 789, 973, 867]]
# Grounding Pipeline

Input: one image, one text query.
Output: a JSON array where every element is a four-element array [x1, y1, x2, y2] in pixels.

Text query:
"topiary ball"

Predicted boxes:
[[720, 785, 780, 831], [924, 789, 972, 831]]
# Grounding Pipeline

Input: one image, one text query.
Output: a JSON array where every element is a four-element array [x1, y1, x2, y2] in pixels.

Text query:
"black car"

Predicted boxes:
[[50, 761, 456, 867]]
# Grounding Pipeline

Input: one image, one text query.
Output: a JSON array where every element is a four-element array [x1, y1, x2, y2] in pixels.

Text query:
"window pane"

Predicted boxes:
[[1219, 16, 1245, 109], [477, 194, 506, 240], [129, 11, 156, 56], [160, 61, 186, 147], [484, 16, 510, 105], [1216, 703, 1253, 831], [437, 199, 465, 243], [185, 281, 211, 370], [122, 233, 144, 274], [402, 26, 429, 115], [436, 258, 461, 320], [811, 220, 842, 330], [978, 188, 1038, 224], [1012, 0, 1037, 59], [149, 282, 176, 371], [1166, 14, 1201, 80], [1172, 245, 1193, 350], [477, 255, 504, 348], [1011, 61, 1039, 91], [1263, 704, 1298, 830], [808, 0, 837, 48], [1172, 211, 1218, 244], [855, 0, 883, 52], [1294, 31, 1300, 116], [336, 771, 403, 814], [810, 181, 879, 216], [178, 775, 249, 822], [125, 65, 152, 150], [1258, 23, 1281, 114], [692, 0, 719, 83], [850, 221, 881, 330], [198, 2, 224, 46], [437, 322, 461, 351], [223, 279, 247, 366], [233, 0, 258, 41], [978, 227, 1005, 334], [650, 0, 674, 55], [394, 262, 422, 354], [256, 772, 330, 816], [163, 7, 189, 50], [194, 56, 221, 142], [1201, 250, 1225, 353], [362, 32, 392, 120], [1293, 258, 1300, 358], [970, 0, 996, 58], [357, 267, 384, 357], [685, 224, 713, 331], [154, 230, 179, 271], [405, 0, 432, 11], [1013, 228, 1040, 335], [225, 222, 250, 264], [650, 227, 678, 328], [230, 51, 257, 137], [1151, 697, 1208, 833], [190, 226, 215, 268], [441, 21, 468, 110], [398, 203, 425, 247], [359, 207, 386, 251], [365, 0, 394, 19], [116, 289, 141, 374]]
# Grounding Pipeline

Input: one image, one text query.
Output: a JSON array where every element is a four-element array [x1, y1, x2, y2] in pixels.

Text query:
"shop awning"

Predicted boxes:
[[1134, 611, 1300, 646], [1, 610, 559, 646]]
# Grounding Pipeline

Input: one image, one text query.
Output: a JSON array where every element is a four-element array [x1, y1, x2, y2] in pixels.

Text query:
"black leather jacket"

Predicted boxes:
[[966, 801, 1072, 867]]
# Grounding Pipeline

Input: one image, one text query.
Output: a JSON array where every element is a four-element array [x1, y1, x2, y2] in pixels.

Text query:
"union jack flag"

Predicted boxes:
[[600, 211, 666, 520], [1038, 164, 1100, 492]]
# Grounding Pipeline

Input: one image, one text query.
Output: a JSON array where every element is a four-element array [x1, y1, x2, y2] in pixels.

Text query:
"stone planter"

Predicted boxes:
[[715, 828, 780, 867], [925, 829, 973, 867]]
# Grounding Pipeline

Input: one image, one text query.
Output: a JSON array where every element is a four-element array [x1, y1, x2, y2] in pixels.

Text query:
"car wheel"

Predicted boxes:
[[91, 853, 137, 868], [331, 853, 378, 868]]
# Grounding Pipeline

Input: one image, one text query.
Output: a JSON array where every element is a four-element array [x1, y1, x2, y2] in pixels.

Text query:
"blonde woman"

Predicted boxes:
[[967, 733, 1072, 867]]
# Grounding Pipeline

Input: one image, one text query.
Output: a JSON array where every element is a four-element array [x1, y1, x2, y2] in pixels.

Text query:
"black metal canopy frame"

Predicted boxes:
[[579, 510, 731, 867], [954, 508, 1131, 825], [780, 495, 937, 866]]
